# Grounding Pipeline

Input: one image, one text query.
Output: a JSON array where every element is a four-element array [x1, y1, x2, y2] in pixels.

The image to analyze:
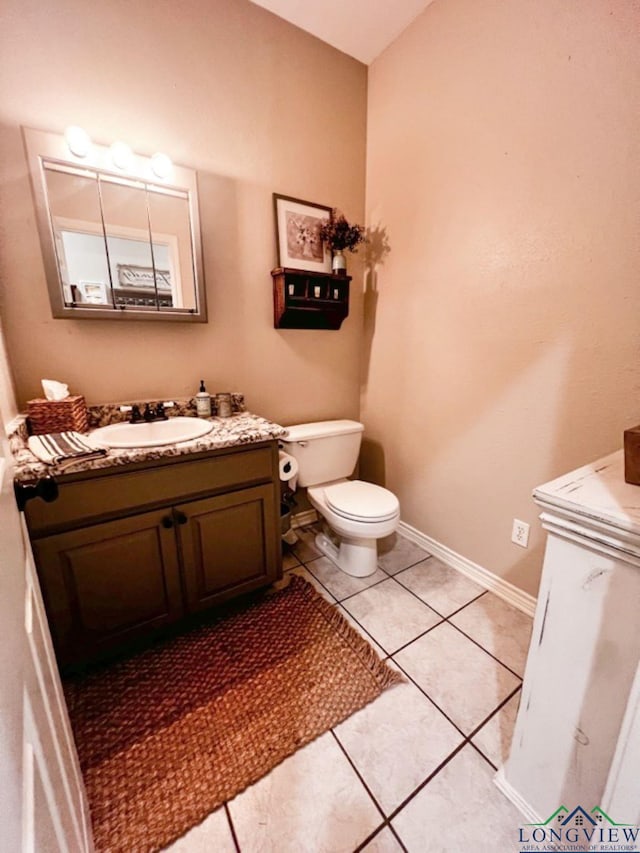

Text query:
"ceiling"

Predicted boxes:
[[249, 0, 435, 65]]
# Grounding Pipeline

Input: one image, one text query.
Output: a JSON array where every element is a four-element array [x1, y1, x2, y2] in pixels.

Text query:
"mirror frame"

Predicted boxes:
[[23, 127, 207, 322]]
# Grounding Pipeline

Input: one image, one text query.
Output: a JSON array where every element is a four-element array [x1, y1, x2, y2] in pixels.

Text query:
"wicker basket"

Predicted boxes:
[[27, 395, 88, 435]]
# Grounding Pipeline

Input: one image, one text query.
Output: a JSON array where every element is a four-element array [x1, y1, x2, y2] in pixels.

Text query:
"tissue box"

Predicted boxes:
[[27, 395, 88, 435]]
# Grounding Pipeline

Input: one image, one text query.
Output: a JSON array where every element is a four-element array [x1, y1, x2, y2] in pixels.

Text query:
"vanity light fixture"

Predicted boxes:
[[151, 152, 172, 179], [65, 128, 171, 178], [110, 140, 133, 171], [64, 125, 92, 158]]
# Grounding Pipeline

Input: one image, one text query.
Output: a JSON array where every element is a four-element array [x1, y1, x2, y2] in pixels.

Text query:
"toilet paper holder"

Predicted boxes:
[[278, 449, 299, 490]]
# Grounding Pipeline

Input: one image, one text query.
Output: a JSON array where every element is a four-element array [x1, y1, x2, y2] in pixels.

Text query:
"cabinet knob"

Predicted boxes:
[[162, 515, 174, 529], [14, 476, 59, 512], [173, 509, 188, 526]]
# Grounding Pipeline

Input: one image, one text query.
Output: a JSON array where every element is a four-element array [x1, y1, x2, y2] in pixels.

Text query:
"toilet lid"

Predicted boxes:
[[324, 480, 399, 523]]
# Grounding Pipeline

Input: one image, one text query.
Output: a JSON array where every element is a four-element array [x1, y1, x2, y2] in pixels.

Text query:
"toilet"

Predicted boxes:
[[280, 420, 400, 577]]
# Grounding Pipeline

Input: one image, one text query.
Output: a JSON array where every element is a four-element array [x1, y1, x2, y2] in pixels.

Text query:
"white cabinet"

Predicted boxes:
[[501, 451, 640, 824]]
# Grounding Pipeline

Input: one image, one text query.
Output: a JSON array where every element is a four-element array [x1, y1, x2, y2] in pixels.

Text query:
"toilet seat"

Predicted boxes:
[[323, 480, 399, 523]]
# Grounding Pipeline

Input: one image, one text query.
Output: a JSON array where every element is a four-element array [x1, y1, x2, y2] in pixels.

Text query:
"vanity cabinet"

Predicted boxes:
[[32, 510, 184, 661], [24, 442, 281, 669], [178, 485, 275, 613]]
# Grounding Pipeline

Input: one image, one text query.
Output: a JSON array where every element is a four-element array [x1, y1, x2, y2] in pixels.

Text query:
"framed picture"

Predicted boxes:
[[77, 281, 109, 305], [273, 194, 332, 273], [117, 263, 172, 291]]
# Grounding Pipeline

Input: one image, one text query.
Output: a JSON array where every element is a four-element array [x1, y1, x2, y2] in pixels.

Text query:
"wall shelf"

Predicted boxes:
[[271, 268, 350, 330]]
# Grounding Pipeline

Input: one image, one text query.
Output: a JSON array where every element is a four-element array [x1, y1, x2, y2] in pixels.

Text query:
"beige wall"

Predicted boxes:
[[3, 0, 639, 600], [0, 319, 18, 426], [0, 0, 367, 425], [363, 0, 640, 596]]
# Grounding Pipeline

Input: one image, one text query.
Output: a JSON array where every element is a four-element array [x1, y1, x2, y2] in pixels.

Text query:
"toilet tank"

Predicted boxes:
[[280, 420, 364, 487]]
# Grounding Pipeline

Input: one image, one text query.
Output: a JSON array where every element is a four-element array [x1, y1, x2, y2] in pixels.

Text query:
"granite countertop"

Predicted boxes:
[[11, 403, 286, 484]]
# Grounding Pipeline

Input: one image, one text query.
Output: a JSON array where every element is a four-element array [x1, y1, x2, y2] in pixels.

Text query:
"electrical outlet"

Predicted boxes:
[[511, 518, 530, 548]]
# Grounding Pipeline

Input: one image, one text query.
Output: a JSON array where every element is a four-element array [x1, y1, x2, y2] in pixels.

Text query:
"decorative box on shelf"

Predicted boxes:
[[27, 395, 89, 435], [624, 423, 640, 484], [271, 268, 351, 330]]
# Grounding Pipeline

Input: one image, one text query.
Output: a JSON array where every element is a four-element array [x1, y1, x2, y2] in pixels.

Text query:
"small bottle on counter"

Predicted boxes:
[[215, 393, 232, 418], [195, 380, 212, 418]]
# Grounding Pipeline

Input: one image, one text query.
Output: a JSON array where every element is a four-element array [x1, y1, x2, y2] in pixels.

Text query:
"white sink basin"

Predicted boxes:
[[91, 417, 214, 449]]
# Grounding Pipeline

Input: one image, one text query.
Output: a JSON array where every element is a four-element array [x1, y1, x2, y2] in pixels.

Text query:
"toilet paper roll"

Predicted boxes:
[[278, 450, 299, 490]]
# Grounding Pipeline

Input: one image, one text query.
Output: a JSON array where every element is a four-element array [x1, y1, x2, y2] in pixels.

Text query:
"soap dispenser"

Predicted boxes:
[[195, 380, 212, 418]]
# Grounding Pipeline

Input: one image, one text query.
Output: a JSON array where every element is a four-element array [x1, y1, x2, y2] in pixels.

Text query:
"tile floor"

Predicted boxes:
[[166, 525, 534, 853]]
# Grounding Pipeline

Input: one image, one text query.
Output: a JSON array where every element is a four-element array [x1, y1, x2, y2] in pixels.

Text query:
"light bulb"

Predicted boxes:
[[110, 141, 133, 170], [64, 125, 91, 158], [150, 152, 172, 179]]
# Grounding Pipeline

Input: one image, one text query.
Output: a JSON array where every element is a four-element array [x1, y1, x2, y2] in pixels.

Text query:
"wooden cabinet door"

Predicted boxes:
[[178, 484, 280, 613], [32, 509, 183, 668]]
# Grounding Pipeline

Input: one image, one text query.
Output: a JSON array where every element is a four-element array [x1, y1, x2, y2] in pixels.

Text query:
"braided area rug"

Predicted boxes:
[[63, 574, 401, 852]]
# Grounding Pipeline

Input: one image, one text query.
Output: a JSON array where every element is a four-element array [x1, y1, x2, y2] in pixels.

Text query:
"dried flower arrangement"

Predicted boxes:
[[319, 210, 366, 253]]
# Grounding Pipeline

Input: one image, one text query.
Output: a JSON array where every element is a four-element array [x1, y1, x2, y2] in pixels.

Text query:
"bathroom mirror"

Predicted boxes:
[[24, 127, 207, 321]]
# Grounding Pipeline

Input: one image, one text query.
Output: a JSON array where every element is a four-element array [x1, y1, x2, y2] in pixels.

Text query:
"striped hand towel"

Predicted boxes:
[[28, 431, 107, 466]]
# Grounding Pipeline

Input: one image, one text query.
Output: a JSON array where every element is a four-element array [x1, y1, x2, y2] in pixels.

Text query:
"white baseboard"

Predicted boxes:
[[292, 509, 318, 529], [494, 766, 542, 823], [398, 521, 537, 617]]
